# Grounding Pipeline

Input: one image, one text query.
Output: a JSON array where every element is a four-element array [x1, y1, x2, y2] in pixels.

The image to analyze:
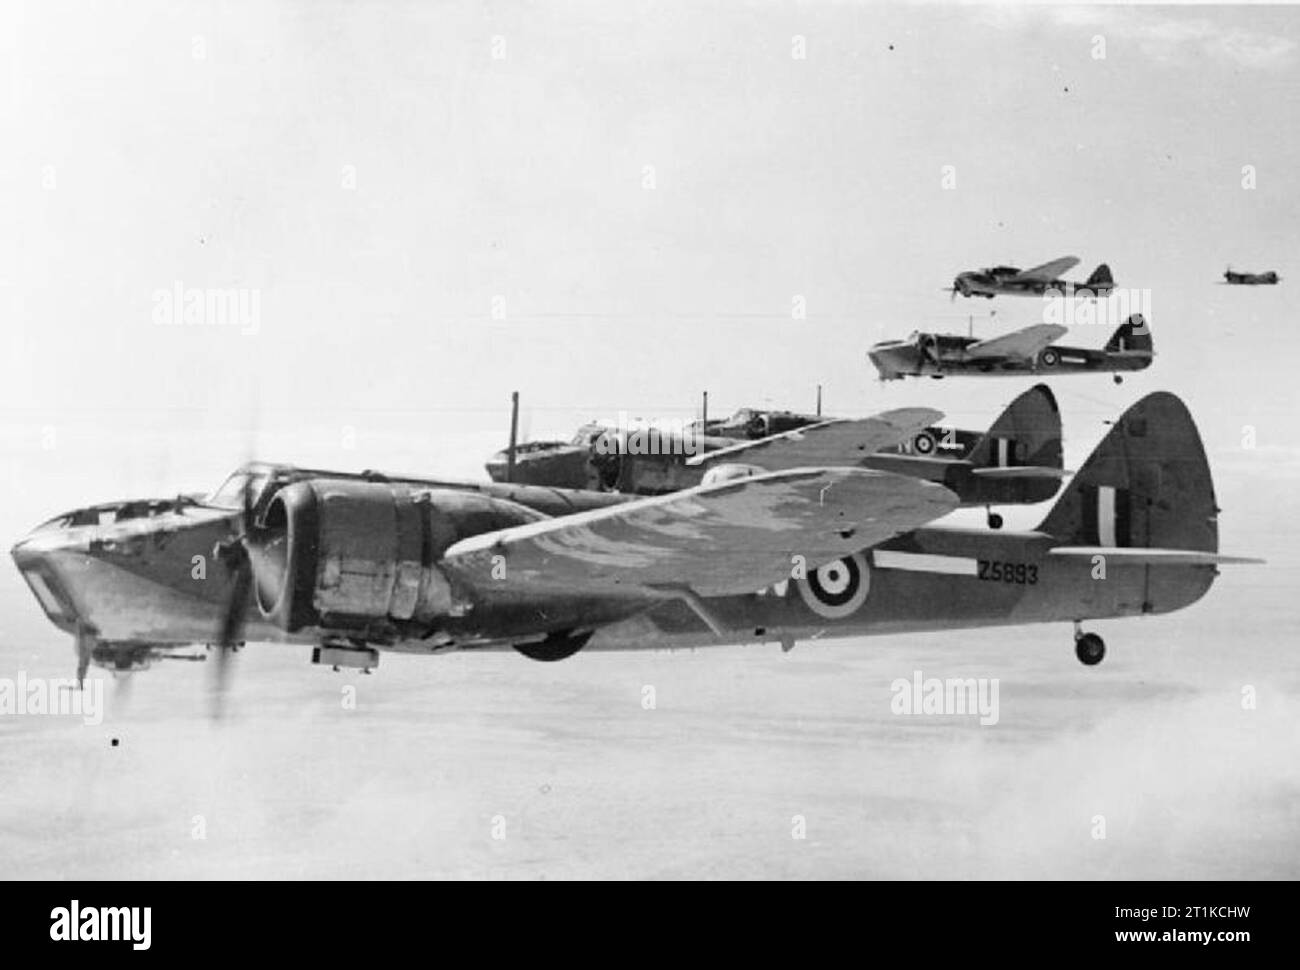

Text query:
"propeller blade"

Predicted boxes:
[[113, 670, 135, 710], [216, 548, 252, 647], [210, 471, 258, 720], [74, 624, 94, 688]]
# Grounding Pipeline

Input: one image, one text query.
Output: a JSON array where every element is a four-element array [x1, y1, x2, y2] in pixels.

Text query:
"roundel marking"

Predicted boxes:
[[913, 431, 936, 455], [1039, 348, 1060, 367], [796, 552, 871, 619]]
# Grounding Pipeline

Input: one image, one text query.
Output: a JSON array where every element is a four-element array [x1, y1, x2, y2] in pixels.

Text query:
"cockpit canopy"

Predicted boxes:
[[206, 467, 274, 510]]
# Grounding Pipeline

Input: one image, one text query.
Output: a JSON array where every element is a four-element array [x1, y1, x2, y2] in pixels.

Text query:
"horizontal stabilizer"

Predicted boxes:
[[972, 466, 1072, 479], [1048, 547, 1264, 566]]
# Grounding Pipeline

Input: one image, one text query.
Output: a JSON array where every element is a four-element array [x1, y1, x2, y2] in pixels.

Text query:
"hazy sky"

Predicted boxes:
[[2, 0, 1298, 553], [3, 1, 1298, 882]]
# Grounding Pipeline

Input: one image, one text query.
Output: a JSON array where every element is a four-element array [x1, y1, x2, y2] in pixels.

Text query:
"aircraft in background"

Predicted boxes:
[[693, 407, 821, 440], [948, 255, 1114, 300], [490, 387, 1068, 529], [482, 408, 823, 491], [10, 394, 1259, 695], [1221, 267, 1280, 285], [868, 316, 1153, 384]]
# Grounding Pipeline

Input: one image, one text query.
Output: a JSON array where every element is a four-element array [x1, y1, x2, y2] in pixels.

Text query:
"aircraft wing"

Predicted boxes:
[[966, 324, 1068, 361], [1011, 255, 1079, 282], [684, 408, 942, 469], [440, 467, 958, 600]]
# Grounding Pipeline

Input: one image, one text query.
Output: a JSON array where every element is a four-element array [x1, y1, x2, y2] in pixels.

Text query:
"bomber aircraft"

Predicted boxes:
[[1221, 267, 1280, 285], [11, 393, 1258, 704], [490, 386, 1068, 529], [868, 316, 1153, 384], [948, 256, 1114, 300], [484, 407, 825, 489]]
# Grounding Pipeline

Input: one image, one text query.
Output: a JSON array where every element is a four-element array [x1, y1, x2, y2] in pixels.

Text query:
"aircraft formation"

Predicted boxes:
[[10, 251, 1266, 706]]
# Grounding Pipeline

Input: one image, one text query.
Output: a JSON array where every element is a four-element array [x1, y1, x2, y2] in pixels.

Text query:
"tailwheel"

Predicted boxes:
[[1074, 631, 1105, 666], [513, 630, 592, 662], [1112, 374, 1124, 385], [987, 511, 1004, 529]]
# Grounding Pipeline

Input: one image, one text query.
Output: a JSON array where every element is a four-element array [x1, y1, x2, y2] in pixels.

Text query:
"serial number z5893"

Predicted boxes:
[[977, 560, 1038, 585]]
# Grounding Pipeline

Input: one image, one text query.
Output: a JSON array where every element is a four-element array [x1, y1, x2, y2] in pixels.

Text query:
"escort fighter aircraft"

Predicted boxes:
[[1221, 267, 1280, 285], [868, 316, 1153, 384], [947, 255, 1114, 300], [490, 387, 1067, 529], [12, 394, 1258, 703]]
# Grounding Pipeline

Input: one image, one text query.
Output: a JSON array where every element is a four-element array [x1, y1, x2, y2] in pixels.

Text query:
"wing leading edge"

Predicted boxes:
[[966, 324, 1068, 361], [1012, 255, 1080, 283], [441, 467, 958, 600]]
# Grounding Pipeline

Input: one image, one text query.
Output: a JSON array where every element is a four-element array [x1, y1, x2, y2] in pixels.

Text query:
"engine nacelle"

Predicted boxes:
[[253, 480, 547, 633], [699, 463, 767, 486]]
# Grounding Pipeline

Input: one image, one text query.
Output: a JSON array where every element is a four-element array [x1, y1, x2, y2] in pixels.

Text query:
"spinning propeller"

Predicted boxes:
[[210, 471, 259, 719]]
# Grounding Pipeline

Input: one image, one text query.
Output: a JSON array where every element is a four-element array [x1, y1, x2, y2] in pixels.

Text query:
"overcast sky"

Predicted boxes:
[[2, 0, 1297, 564]]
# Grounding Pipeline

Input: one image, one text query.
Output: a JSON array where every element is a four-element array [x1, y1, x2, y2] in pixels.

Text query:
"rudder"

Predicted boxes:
[[1086, 263, 1113, 288], [967, 383, 1062, 473], [1037, 392, 1217, 554], [1104, 314, 1153, 355]]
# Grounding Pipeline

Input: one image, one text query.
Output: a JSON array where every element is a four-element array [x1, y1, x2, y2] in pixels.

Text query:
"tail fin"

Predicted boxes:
[[1104, 314, 1153, 355], [1037, 394, 1261, 617], [1037, 392, 1217, 554], [967, 383, 1062, 473], [1085, 263, 1113, 288]]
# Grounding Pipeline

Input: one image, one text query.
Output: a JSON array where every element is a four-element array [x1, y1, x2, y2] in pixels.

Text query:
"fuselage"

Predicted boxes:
[[1223, 270, 1279, 285], [584, 526, 1216, 651], [953, 271, 1114, 299]]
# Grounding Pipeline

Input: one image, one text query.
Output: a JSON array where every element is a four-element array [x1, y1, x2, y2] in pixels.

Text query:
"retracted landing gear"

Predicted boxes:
[[1073, 621, 1105, 666], [513, 630, 592, 662]]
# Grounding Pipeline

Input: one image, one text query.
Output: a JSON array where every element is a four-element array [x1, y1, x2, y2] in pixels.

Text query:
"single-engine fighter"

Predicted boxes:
[[11, 395, 1257, 692], [869, 316, 1153, 384], [488, 388, 1068, 526], [948, 255, 1114, 300], [1221, 267, 1280, 285]]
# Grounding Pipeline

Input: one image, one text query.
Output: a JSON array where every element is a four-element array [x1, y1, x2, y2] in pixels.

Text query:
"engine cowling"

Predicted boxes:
[[251, 480, 547, 633]]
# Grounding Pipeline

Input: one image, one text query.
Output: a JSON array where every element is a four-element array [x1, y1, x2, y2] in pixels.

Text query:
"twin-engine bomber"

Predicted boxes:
[[11, 393, 1259, 700], [487, 384, 1067, 527], [868, 317, 1153, 383]]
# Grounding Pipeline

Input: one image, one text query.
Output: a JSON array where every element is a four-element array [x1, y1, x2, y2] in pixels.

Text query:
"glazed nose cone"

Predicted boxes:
[[11, 529, 87, 627]]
